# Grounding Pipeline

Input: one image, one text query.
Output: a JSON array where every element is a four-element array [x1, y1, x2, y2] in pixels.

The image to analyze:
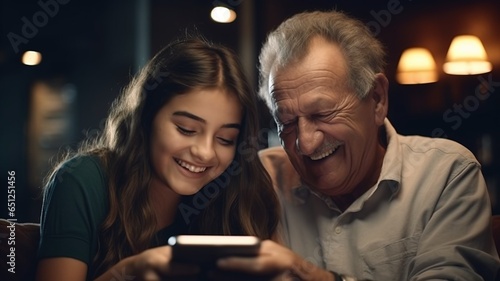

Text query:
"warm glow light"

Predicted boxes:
[[169, 235, 259, 246], [443, 35, 492, 75], [211, 6, 236, 23], [22, 51, 42, 66], [396, 48, 438, 84]]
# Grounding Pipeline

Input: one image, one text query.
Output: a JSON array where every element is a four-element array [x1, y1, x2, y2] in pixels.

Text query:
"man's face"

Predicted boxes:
[[268, 36, 386, 196]]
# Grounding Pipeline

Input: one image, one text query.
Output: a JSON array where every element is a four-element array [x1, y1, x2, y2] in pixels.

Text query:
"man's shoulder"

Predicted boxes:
[[258, 146, 293, 174], [259, 146, 289, 163], [259, 146, 302, 193], [399, 134, 475, 155], [398, 134, 480, 165]]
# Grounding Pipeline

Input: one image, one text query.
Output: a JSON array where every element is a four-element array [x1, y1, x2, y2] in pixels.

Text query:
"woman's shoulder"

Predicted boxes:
[[56, 154, 105, 179], [46, 153, 108, 196]]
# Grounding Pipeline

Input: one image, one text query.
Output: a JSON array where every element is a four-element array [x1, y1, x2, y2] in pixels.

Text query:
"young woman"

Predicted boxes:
[[36, 36, 280, 281]]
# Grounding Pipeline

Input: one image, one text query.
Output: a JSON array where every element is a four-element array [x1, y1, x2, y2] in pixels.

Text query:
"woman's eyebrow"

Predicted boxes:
[[173, 111, 205, 123], [173, 111, 241, 129]]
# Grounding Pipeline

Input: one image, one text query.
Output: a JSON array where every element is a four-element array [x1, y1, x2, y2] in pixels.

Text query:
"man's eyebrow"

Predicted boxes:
[[172, 111, 241, 129]]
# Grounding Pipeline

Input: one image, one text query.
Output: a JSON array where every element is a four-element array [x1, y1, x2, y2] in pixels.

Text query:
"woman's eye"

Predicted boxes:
[[177, 126, 195, 135], [217, 137, 235, 146]]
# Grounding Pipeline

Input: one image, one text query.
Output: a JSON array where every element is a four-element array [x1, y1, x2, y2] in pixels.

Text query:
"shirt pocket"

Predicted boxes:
[[361, 234, 420, 280]]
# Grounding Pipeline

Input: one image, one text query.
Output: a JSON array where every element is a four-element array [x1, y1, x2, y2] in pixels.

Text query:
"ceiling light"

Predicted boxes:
[[22, 51, 42, 66], [211, 6, 236, 23]]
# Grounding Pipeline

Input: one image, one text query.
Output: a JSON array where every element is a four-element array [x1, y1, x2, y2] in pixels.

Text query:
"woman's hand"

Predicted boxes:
[[96, 245, 200, 281], [211, 240, 333, 281], [37, 246, 201, 281]]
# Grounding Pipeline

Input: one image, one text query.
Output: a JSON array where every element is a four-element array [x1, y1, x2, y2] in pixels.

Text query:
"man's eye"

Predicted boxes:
[[278, 121, 295, 135], [315, 112, 334, 121], [177, 126, 195, 135]]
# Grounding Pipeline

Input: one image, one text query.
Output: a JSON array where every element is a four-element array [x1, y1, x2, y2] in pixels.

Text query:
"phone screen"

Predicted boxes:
[[168, 235, 261, 264]]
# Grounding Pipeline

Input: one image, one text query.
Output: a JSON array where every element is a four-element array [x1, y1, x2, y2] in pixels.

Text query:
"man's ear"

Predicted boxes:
[[371, 73, 389, 126]]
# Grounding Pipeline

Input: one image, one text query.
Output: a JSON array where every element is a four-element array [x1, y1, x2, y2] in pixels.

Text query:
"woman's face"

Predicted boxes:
[[150, 87, 242, 195]]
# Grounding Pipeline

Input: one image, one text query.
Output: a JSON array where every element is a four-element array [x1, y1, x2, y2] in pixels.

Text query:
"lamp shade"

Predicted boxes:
[[443, 35, 492, 75], [396, 48, 438, 84]]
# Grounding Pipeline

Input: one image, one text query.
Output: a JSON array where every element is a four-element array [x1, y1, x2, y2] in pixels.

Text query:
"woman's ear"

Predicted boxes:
[[371, 73, 389, 126]]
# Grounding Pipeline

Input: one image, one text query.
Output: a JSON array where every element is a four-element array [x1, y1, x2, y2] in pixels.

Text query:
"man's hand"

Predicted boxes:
[[212, 240, 333, 281]]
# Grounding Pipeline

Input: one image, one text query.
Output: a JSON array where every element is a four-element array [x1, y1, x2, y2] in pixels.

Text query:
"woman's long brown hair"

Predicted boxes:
[[45, 36, 279, 277]]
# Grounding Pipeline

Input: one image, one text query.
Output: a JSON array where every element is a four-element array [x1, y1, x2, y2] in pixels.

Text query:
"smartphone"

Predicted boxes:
[[168, 235, 261, 264]]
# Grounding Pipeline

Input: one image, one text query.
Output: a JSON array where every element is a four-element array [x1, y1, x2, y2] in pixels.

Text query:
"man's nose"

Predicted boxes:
[[296, 117, 323, 155]]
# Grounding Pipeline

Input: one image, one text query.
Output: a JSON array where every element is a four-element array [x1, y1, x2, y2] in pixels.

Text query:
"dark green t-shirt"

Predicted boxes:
[[37, 155, 186, 280]]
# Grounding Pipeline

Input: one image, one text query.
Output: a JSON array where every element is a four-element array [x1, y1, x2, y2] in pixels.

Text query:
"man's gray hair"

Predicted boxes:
[[258, 10, 386, 110]]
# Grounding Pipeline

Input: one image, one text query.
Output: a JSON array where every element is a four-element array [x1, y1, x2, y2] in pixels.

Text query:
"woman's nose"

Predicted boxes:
[[191, 137, 216, 162]]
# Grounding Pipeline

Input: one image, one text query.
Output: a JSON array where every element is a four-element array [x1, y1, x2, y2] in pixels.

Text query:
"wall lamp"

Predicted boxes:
[[397, 35, 492, 84], [443, 35, 492, 75], [396, 47, 438, 84]]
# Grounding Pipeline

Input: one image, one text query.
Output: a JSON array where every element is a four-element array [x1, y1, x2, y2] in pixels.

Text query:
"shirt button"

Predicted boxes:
[[335, 226, 341, 234]]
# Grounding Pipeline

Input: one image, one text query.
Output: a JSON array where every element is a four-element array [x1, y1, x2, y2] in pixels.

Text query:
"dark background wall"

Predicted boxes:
[[1, 0, 499, 222]]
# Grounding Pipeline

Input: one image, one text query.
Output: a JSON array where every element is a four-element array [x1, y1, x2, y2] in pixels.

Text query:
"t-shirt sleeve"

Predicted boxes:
[[37, 156, 108, 265]]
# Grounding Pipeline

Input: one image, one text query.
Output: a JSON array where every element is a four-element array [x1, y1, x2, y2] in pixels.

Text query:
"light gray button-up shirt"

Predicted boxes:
[[260, 119, 500, 281]]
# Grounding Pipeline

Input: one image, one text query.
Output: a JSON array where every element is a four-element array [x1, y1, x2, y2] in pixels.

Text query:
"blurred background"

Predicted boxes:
[[1, 0, 499, 222]]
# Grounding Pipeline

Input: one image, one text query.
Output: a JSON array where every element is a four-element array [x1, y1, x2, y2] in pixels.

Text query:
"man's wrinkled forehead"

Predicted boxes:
[[269, 69, 348, 109]]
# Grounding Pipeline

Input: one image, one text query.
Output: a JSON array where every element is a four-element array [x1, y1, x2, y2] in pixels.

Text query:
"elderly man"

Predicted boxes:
[[216, 10, 500, 281]]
